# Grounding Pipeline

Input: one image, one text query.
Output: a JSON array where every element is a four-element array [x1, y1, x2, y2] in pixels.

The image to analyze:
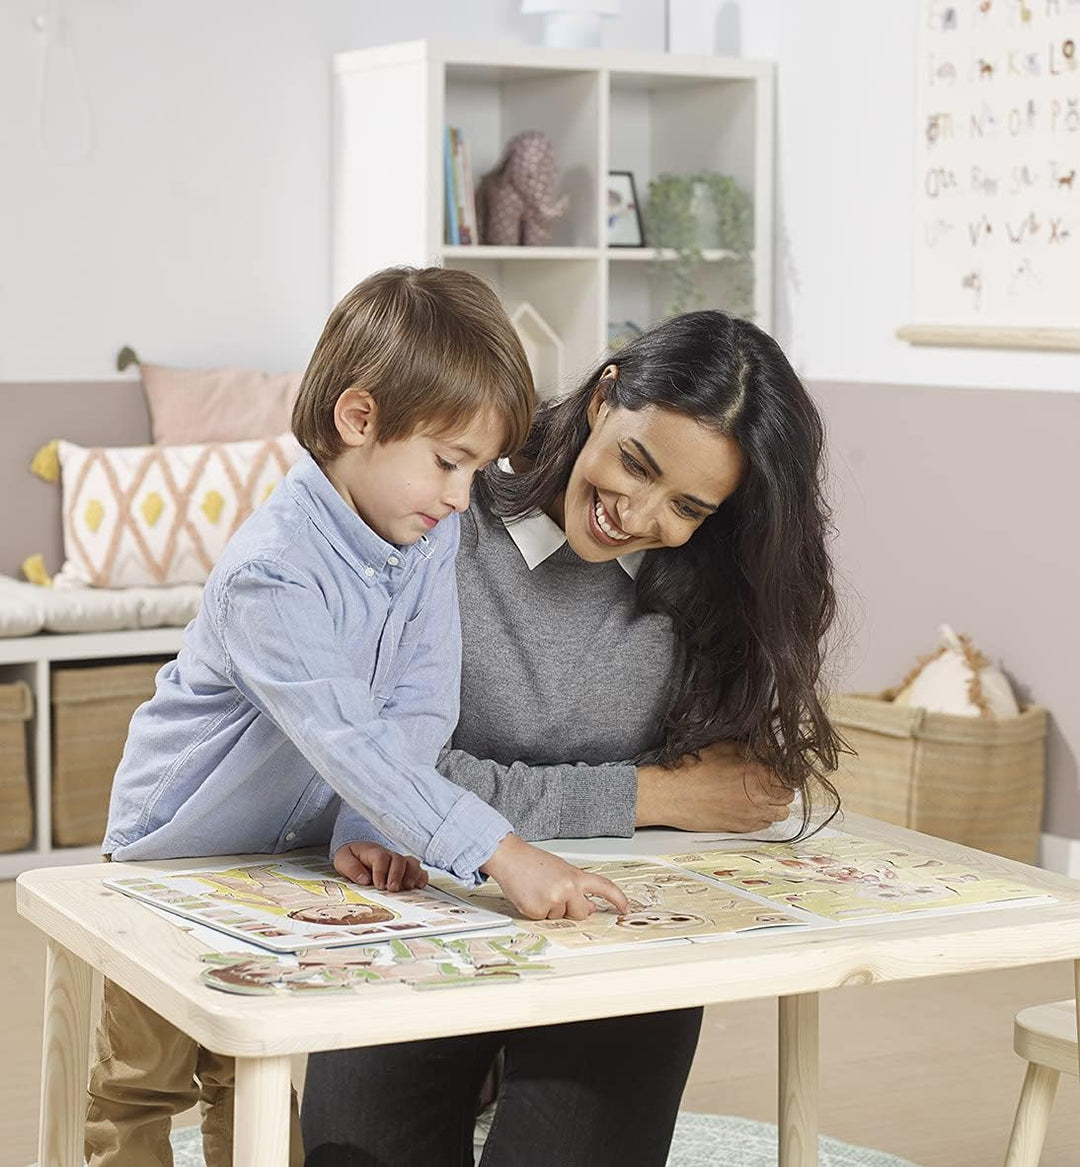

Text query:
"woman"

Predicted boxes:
[[302, 310, 843, 1167]]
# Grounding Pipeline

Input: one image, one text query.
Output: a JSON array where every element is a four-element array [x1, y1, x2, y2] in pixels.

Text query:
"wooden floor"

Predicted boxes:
[[3, 878, 1078, 1167]]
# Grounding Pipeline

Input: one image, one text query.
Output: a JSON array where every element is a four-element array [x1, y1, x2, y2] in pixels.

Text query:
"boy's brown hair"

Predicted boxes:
[[292, 267, 534, 462]]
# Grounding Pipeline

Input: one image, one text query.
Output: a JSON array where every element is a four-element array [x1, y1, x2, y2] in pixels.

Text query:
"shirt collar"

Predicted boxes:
[[495, 460, 643, 580], [286, 451, 431, 585]]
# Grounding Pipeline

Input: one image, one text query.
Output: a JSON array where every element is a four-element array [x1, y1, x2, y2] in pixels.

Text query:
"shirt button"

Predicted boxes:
[[284, 831, 296, 842], [365, 567, 374, 577], [387, 555, 399, 566]]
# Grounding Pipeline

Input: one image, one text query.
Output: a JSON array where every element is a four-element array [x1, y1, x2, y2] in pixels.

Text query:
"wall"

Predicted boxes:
[[0, 0, 662, 380]]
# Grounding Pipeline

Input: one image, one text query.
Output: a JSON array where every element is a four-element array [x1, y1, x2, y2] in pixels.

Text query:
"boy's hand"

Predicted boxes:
[[480, 834, 630, 921], [333, 842, 429, 892]]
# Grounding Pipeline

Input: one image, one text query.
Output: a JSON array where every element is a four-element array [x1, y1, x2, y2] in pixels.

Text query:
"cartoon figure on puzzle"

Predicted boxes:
[[705, 851, 949, 910], [449, 858, 805, 948], [616, 875, 708, 930], [189, 864, 398, 926], [667, 837, 1049, 922]]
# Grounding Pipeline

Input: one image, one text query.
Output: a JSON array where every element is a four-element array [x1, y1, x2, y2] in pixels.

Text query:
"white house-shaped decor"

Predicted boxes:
[[510, 301, 565, 402]]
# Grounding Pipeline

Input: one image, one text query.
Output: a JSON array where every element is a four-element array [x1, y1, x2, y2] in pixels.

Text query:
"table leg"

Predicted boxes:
[[38, 939, 92, 1167], [234, 1054, 292, 1167], [1075, 960, 1080, 1082], [778, 991, 819, 1167]]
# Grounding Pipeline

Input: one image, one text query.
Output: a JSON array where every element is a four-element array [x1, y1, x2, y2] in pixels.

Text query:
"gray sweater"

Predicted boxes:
[[437, 495, 679, 841]]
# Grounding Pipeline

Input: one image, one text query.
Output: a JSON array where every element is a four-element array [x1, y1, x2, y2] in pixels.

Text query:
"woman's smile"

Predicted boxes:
[[589, 488, 634, 545]]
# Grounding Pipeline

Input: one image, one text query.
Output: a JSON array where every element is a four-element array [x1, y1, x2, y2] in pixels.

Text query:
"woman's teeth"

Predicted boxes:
[[594, 494, 632, 541]]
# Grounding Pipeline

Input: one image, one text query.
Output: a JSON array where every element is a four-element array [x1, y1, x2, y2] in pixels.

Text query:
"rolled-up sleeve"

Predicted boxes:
[[217, 557, 510, 884]]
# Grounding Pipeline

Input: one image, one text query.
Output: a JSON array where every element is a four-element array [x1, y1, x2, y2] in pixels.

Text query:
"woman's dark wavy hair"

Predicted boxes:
[[477, 310, 843, 834]]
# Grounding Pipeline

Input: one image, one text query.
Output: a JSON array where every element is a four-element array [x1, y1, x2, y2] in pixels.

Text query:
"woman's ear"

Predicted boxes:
[[334, 387, 377, 448], [587, 364, 619, 427]]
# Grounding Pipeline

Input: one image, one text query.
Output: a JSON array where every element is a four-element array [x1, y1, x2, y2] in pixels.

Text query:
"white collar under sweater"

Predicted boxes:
[[496, 459, 643, 579]]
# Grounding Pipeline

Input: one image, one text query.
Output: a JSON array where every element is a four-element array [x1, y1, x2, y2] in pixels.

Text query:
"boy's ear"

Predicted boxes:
[[587, 363, 619, 428], [334, 387, 377, 448]]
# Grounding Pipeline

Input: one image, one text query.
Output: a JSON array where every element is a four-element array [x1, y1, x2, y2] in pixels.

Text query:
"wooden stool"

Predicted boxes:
[[1004, 999, 1078, 1166]]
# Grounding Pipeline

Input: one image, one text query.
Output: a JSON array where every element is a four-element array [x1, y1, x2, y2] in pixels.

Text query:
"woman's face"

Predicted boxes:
[[561, 380, 745, 563]]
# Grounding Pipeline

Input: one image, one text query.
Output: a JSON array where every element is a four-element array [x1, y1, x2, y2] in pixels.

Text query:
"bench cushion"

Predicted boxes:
[[0, 575, 201, 637]]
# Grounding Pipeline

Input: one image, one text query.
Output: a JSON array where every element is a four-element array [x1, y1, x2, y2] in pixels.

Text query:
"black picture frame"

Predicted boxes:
[[606, 170, 645, 248]]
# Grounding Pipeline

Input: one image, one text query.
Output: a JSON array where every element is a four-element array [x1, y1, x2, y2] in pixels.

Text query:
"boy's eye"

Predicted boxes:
[[435, 455, 458, 472]]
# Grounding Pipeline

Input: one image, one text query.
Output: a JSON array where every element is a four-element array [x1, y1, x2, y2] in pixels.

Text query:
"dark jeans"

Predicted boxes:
[[302, 1007, 703, 1167]]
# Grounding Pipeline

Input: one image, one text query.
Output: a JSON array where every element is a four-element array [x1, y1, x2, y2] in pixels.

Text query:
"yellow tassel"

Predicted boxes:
[[30, 440, 61, 483], [21, 554, 53, 588]]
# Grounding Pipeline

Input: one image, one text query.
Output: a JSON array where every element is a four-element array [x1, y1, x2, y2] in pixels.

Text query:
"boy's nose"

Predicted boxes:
[[444, 481, 471, 513]]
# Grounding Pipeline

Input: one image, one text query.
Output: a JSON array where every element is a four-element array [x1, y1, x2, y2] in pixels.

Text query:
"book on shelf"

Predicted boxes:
[[444, 126, 459, 245], [445, 126, 478, 246]]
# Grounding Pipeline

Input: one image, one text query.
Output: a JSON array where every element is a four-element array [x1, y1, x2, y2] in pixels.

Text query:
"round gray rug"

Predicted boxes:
[[166, 1113, 922, 1166]]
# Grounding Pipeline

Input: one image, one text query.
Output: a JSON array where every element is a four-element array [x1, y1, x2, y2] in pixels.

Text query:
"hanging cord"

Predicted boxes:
[[33, 0, 95, 163]]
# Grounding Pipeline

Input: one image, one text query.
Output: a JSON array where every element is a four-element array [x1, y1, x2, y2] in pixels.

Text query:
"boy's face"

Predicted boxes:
[[325, 392, 504, 545]]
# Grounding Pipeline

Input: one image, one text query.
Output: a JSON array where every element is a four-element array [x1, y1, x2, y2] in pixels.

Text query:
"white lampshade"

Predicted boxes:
[[521, 0, 620, 48], [521, 1, 620, 14]]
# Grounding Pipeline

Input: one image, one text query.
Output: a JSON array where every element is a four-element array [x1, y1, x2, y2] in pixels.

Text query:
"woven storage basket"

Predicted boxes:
[[828, 693, 1047, 864], [0, 681, 33, 853], [51, 660, 166, 847]]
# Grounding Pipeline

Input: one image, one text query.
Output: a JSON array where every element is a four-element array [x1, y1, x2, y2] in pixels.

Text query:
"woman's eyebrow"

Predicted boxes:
[[629, 438, 663, 476], [630, 438, 719, 511]]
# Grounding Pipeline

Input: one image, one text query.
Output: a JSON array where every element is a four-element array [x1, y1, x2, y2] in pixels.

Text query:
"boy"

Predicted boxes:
[[87, 267, 627, 1167]]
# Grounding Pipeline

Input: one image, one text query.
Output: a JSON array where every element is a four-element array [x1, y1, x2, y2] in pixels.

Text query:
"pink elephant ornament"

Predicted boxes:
[[477, 131, 570, 246]]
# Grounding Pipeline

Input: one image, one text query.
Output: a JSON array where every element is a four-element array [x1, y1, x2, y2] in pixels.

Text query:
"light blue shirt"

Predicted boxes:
[[104, 451, 512, 884]]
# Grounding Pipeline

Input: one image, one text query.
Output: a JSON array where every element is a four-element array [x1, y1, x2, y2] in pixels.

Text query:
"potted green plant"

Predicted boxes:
[[642, 171, 754, 317]]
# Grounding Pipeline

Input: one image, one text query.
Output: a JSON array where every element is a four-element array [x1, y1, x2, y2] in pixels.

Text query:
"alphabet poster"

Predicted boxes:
[[913, 1, 1079, 331]]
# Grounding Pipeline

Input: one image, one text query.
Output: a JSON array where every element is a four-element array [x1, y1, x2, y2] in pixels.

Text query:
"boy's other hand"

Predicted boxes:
[[480, 834, 629, 921], [334, 841, 429, 892]]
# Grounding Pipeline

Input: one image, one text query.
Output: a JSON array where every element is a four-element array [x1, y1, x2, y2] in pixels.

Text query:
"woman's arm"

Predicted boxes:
[[439, 740, 795, 840], [436, 748, 638, 841]]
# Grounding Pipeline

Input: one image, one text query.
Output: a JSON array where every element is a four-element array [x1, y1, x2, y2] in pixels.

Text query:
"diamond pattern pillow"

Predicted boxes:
[[55, 434, 302, 588]]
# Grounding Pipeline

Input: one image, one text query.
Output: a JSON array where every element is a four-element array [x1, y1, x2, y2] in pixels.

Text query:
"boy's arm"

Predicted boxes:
[[216, 557, 510, 886], [330, 528, 461, 856]]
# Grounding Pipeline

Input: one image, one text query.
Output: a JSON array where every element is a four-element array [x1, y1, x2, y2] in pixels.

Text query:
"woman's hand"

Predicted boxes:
[[333, 842, 429, 892], [635, 741, 795, 832], [480, 834, 630, 921]]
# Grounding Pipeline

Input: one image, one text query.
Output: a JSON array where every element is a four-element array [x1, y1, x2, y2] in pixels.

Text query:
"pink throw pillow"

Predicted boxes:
[[141, 363, 303, 445]]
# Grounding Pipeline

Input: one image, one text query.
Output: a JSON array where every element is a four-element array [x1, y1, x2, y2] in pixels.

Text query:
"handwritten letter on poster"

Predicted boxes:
[[909, 1, 1079, 343]]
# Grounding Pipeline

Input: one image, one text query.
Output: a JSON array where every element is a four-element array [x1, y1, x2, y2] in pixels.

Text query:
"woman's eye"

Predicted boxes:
[[619, 450, 645, 477], [435, 456, 458, 472], [675, 502, 704, 520]]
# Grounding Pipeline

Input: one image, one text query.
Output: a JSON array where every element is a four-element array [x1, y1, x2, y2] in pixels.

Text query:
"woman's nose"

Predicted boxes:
[[616, 496, 658, 539]]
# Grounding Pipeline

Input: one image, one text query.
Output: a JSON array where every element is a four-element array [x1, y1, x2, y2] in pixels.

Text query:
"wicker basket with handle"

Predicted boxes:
[[828, 692, 1047, 864], [0, 681, 33, 853], [51, 660, 168, 847]]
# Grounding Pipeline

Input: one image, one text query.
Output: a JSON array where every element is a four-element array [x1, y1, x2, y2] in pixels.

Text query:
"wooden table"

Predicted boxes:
[[18, 814, 1080, 1167]]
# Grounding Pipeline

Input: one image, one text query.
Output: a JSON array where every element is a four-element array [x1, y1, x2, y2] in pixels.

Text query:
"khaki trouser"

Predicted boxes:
[[86, 978, 304, 1167]]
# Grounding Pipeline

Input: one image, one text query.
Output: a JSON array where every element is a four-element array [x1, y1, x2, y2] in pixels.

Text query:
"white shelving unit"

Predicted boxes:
[[0, 628, 183, 879], [333, 40, 774, 398]]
